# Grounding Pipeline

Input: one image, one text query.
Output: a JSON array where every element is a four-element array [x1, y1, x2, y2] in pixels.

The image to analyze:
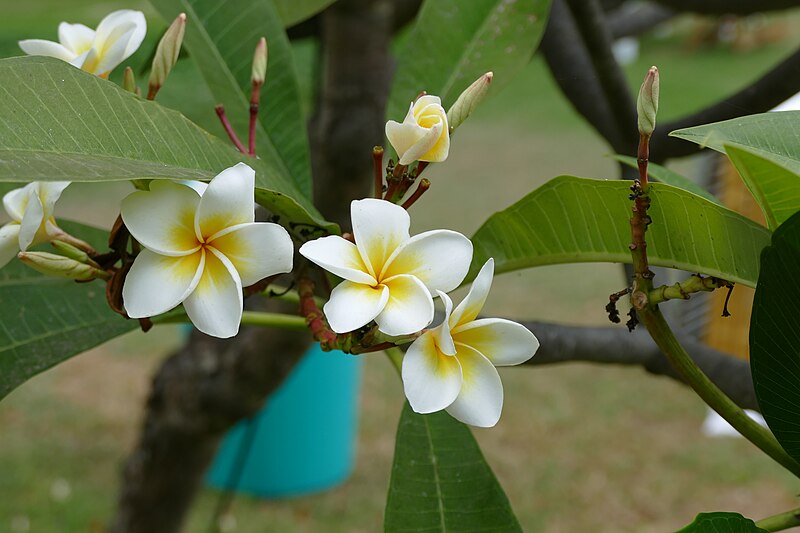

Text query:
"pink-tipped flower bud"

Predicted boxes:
[[148, 13, 186, 97], [637, 66, 659, 136], [251, 37, 268, 86], [18, 251, 108, 281]]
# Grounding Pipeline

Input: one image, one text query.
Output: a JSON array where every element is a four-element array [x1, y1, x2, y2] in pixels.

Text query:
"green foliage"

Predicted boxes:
[[671, 111, 800, 178], [613, 155, 720, 205], [674, 512, 767, 532], [0, 56, 332, 233], [470, 176, 770, 287], [385, 403, 521, 532], [387, 0, 551, 121], [750, 210, 800, 465], [273, 0, 335, 26], [0, 221, 139, 401], [151, 0, 313, 197], [724, 144, 800, 231]]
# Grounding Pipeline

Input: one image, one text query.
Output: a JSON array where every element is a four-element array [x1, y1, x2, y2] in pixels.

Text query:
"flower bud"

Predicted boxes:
[[122, 66, 137, 94], [51, 240, 93, 265], [251, 37, 268, 86], [18, 251, 108, 281], [637, 66, 659, 136], [447, 71, 493, 132], [148, 13, 186, 98]]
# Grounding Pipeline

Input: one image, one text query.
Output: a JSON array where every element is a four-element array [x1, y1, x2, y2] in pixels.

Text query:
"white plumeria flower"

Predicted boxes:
[[19, 10, 146, 77], [385, 95, 450, 165], [402, 259, 539, 427], [121, 163, 293, 339], [0, 182, 70, 269], [299, 198, 472, 336]]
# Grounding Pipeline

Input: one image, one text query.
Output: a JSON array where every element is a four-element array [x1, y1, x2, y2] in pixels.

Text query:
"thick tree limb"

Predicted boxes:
[[522, 320, 757, 410], [651, 0, 798, 15], [608, 2, 675, 39]]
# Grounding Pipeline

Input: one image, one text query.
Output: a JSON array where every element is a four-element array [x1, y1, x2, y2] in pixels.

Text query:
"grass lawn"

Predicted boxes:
[[2, 4, 800, 532]]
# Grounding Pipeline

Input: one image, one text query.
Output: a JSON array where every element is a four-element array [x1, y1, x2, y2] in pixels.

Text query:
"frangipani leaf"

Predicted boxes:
[[385, 403, 521, 532], [0, 222, 138, 401], [613, 155, 720, 205], [750, 210, 800, 464], [151, 0, 313, 197], [724, 143, 800, 231], [470, 176, 769, 287], [274, 0, 335, 26], [387, 0, 551, 121], [0, 56, 334, 233], [674, 512, 767, 533]]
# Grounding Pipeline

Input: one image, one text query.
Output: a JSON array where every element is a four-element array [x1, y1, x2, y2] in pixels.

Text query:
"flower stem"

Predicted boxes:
[[638, 307, 800, 478], [401, 178, 430, 210], [373, 146, 385, 199], [385, 347, 403, 375], [214, 105, 247, 154], [756, 507, 800, 532]]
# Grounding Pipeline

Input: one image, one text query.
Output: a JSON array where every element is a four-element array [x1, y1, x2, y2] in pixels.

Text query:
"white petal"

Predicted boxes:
[[69, 49, 92, 69], [446, 344, 503, 427], [324, 280, 389, 333], [37, 181, 70, 218], [208, 222, 293, 286], [385, 118, 427, 165], [398, 121, 443, 165], [94, 9, 147, 59], [450, 258, 493, 328], [433, 290, 456, 356], [121, 181, 201, 256], [299, 236, 376, 285], [350, 198, 410, 279], [402, 332, 462, 414], [122, 248, 204, 318], [18, 188, 44, 251], [374, 274, 434, 336], [453, 318, 539, 366], [412, 95, 443, 113], [178, 180, 208, 195], [18, 39, 77, 62], [0, 223, 21, 269], [196, 163, 255, 240], [90, 26, 137, 75], [383, 229, 472, 293], [3, 184, 33, 223], [183, 248, 244, 338], [58, 23, 94, 54]]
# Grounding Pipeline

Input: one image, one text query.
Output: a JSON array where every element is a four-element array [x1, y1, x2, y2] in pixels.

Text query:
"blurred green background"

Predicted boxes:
[[2, 2, 800, 532]]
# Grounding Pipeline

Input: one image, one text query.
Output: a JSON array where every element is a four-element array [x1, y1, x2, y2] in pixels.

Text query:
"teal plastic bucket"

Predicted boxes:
[[206, 344, 362, 498]]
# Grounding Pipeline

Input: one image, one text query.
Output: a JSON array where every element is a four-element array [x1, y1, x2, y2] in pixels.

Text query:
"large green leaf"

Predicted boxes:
[[0, 56, 333, 233], [613, 155, 721, 205], [470, 176, 770, 287], [384, 403, 521, 532], [0, 221, 139, 401], [151, 0, 312, 197], [273, 0, 335, 26], [674, 512, 767, 533], [670, 111, 800, 178], [750, 210, 800, 463], [725, 144, 800, 231], [387, 0, 551, 122]]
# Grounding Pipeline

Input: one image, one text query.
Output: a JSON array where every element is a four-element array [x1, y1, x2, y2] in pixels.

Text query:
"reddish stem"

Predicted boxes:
[[215, 105, 247, 154], [248, 81, 262, 156], [298, 277, 338, 349], [637, 132, 650, 187], [372, 146, 384, 199], [401, 178, 430, 210]]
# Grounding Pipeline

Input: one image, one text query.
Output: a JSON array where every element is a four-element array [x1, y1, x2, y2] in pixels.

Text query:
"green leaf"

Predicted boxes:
[[385, 403, 521, 533], [670, 111, 800, 178], [724, 143, 800, 231], [0, 56, 334, 233], [273, 0, 335, 26], [613, 155, 721, 205], [470, 176, 770, 287], [0, 221, 139, 401], [750, 210, 800, 464], [387, 0, 551, 122], [151, 0, 313, 198], [674, 512, 767, 533]]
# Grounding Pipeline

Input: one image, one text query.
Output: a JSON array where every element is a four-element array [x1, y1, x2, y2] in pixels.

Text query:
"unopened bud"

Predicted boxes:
[[251, 37, 268, 86], [637, 66, 659, 136], [122, 66, 137, 94], [446, 72, 493, 132], [51, 240, 97, 266], [148, 13, 186, 99], [18, 251, 109, 281]]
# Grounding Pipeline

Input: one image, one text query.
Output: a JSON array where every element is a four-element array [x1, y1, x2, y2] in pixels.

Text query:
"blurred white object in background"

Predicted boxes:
[[612, 37, 640, 65], [702, 408, 768, 438]]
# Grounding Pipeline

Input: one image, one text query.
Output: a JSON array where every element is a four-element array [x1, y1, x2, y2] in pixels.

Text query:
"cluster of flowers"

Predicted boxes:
[[3, 10, 538, 427]]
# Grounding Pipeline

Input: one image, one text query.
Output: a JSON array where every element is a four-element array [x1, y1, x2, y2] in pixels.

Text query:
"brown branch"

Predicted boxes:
[[650, 0, 798, 14], [607, 2, 675, 39]]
